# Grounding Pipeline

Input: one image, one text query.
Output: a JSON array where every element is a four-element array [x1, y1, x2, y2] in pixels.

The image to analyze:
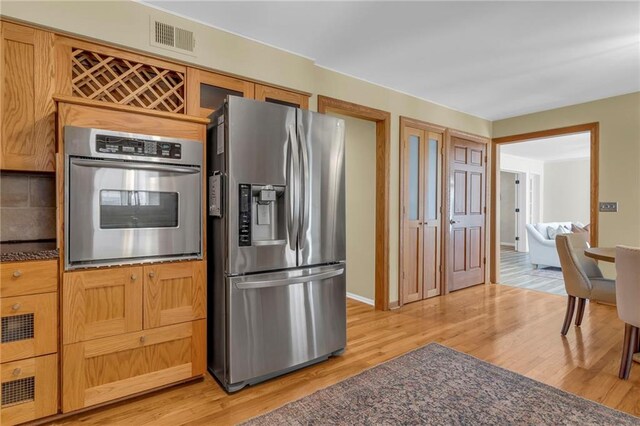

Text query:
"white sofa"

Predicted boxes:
[[525, 222, 579, 269]]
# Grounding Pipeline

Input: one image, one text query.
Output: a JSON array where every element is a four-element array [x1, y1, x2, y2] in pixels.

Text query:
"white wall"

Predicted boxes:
[[543, 158, 590, 225]]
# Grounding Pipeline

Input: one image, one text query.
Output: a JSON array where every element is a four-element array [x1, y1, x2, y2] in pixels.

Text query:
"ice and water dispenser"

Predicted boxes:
[[238, 184, 286, 247]]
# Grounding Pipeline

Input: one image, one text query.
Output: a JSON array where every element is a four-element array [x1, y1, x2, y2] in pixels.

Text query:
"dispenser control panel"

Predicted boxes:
[[239, 184, 252, 246]]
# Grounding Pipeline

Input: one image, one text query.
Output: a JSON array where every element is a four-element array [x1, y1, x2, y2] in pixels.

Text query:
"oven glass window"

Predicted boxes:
[[100, 190, 178, 229]]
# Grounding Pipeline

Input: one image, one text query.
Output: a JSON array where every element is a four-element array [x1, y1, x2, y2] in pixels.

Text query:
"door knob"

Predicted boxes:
[[12, 368, 21, 376], [450, 219, 458, 225], [139, 336, 146, 344], [12, 270, 22, 278], [148, 272, 155, 278], [11, 303, 21, 311], [131, 274, 137, 281]]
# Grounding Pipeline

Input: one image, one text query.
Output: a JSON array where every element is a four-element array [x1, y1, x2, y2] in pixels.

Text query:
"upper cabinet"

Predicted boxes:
[[186, 68, 255, 118], [0, 22, 55, 172], [255, 84, 309, 109]]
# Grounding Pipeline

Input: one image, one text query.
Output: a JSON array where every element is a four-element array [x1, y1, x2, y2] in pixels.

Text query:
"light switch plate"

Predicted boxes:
[[599, 202, 618, 212]]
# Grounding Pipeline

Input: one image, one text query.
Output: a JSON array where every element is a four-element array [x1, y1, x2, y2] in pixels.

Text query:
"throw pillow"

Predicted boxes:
[[548, 225, 570, 240], [572, 224, 588, 234]]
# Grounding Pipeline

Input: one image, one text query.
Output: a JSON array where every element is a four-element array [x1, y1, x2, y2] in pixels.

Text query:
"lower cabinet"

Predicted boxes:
[[62, 320, 205, 412], [0, 354, 58, 424], [61, 260, 207, 413]]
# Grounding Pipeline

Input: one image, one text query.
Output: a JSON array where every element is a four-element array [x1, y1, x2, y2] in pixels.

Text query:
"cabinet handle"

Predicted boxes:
[[12, 368, 21, 376], [11, 303, 21, 311], [12, 270, 22, 278], [139, 336, 146, 344], [131, 274, 137, 281], [148, 272, 155, 278]]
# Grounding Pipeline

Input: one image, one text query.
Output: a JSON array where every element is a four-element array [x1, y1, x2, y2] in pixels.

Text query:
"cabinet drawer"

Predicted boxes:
[[1, 260, 57, 298], [1, 354, 58, 425], [62, 319, 205, 412], [1, 293, 57, 363]]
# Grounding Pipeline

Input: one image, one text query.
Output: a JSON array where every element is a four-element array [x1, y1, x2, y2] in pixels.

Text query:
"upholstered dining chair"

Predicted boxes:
[[615, 246, 640, 380], [556, 233, 616, 335]]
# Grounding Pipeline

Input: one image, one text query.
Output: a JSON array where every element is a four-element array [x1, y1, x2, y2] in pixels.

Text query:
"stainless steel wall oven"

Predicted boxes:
[[64, 126, 203, 270]]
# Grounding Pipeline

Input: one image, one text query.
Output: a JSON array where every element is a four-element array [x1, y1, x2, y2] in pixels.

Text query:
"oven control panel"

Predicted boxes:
[[96, 135, 182, 159]]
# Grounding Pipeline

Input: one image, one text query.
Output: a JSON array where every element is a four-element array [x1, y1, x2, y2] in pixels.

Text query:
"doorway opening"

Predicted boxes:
[[491, 123, 599, 293], [318, 96, 391, 311]]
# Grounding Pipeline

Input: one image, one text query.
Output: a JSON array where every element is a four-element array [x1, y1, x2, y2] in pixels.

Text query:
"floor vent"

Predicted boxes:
[[150, 18, 196, 55]]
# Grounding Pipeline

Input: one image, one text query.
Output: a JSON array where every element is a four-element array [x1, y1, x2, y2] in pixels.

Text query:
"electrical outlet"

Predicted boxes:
[[599, 202, 618, 212]]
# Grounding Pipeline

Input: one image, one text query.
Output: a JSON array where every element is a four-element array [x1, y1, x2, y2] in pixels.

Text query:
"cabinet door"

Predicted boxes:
[[255, 84, 309, 109], [1, 293, 57, 363], [144, 261, 205, 329], [62, 320, 205, 412], [0, 22, 55, 171], [63, 266, 143, 344], [1, 354, 58, 425], [186, 68, 254, 118]]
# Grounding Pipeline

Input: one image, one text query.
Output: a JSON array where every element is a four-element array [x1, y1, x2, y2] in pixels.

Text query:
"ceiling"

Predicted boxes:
[[143, 1, 640, 120], [500, 132, 591, 162]]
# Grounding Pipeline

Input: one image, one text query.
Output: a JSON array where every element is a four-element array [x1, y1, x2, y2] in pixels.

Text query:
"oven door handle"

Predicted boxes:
[[71, 158, 200, 174]]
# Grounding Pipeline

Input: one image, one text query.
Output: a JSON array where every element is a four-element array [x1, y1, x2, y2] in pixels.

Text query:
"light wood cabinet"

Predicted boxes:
[[62, 320, 205, 412], [144, 261, 206, 329], [0, 259, 57, 298], [63, 266, 143, 344], [0, 293, 57, 363], [61, 261, 206, 411], [255, 84, 309, 109], [186, 68, 255, 118], [0, 354, 58, 425], [0, 21, 55, 171]]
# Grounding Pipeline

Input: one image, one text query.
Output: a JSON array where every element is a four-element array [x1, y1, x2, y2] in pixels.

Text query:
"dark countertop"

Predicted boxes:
[[1, 241, 59, 263]]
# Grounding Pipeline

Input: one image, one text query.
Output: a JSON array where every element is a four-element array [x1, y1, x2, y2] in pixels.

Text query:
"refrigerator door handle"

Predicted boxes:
[[234, 267, 345, 290], [296, 124, 310, 250], [286, 124, 300, 249]]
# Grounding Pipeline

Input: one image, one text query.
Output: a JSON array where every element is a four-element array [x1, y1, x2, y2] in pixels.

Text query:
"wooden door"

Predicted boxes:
[[63, 266, 143, 344], [1, 354, 58, 424], [143, 261, 206, 329], [62, 320, 205, 412], [0, 22, 55, 171], [186, 68, 255, 118], [401, 127, 424, 303], [1, 293, 57, 363], [449, 136, 486, 291], [255, 84, 309, 109], [401, 124, 443, 304]]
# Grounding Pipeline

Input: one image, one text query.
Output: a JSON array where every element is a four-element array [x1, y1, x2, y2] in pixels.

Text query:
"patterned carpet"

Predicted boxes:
[[244, 343, 638, 425]]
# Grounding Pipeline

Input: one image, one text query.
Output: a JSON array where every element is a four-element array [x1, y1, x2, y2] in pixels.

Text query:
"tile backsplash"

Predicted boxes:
[[1, 173, 56, 242]]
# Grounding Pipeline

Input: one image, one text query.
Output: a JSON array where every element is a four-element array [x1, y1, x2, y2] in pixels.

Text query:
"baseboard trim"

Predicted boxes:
[[346, 292, 374, 306]]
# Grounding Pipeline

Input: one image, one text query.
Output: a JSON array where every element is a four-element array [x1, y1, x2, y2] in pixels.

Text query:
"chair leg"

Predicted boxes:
[[619, 324, 638, 380], [575, 298, 586, 326], [561, 296, 576, 336]]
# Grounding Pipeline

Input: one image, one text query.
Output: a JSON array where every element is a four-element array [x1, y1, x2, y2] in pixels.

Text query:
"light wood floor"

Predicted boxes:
[[51, 284, 639, 425]]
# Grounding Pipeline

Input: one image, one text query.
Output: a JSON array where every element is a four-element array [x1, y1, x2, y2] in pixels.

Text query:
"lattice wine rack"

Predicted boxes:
[[71, 49, 186, 113]]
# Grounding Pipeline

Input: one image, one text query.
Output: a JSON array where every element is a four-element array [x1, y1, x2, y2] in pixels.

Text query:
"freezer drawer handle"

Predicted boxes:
[[235, 268, 345, 290]]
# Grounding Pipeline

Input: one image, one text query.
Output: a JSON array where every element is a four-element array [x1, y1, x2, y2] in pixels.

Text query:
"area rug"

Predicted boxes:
[[527, 266, 564, 280], [243, 343, 638, 425]]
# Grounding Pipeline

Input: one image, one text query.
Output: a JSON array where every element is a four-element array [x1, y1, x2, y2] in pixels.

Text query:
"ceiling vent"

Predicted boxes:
[[150, 18, 196, 56]]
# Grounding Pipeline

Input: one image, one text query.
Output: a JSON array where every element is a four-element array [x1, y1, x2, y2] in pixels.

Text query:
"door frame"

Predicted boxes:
[[317, 96, 391, 311], [398, 117, 446, 307], [490, 122, 600, 284], [444, 130, 490, 293]]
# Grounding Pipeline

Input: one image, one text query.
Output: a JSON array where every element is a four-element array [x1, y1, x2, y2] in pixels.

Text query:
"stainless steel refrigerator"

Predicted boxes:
[[206, 96, 346, 392]]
